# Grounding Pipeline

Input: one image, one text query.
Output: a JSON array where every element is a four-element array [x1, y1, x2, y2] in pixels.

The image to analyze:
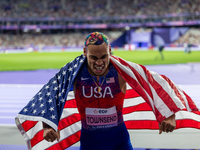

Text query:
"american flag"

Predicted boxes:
[[15, 54, 200, 150], [106, 77, 115, 84]]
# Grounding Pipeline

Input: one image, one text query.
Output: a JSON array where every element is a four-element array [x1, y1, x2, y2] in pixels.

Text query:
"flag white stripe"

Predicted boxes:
[[110, 57, 155, 112], [176, 111, 200, 121], [151, 71, 185, 109], [59, 121, 81, 141], [32, 121, 82, 150], [123, 111, 156, 121], [60, 108, 79, 120], [148, 84, 173, 118], [66, 91, 75, 100], [26, 121, 42, 140], [123, 97, 145, 108], [126, 61, 174, 117], [176, 86, 192, 111], [111, 57, 186, 118], [32, 138, 56, 150], [123, 111, 200, 122], [126, 84, 132, 90]]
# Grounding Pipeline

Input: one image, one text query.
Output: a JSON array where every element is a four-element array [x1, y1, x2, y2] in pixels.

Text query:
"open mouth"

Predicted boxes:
[[94, 66, 104, 73]]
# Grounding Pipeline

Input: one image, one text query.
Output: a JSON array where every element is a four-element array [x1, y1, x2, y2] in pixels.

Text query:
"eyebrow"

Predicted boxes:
[[89, 54, 108, 60]]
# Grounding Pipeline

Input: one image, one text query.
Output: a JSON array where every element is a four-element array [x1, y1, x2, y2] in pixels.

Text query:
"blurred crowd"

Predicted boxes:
[[1, 0, 200, 50], [174, 28, 200, 47], [0, 31, 123, 49], [1, 28, 200, 49], [0, 0, 200, 18]]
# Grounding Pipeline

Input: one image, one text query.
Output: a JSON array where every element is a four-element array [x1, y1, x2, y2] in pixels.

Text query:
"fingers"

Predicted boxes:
[[57, 130, 60, 142], [159, 122, 164, 134], [168, 124, 175, 133], [43, 128, 59, 142], [159, 121, 176, 134]]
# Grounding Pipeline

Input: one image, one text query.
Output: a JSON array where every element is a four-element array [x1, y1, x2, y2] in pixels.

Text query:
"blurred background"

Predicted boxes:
[[0, 0, 200, 150], [0, 0, 200, 52]]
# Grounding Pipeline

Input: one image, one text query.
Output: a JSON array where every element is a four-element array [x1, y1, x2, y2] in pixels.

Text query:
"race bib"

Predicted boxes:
[[85, 106, 118, 129]]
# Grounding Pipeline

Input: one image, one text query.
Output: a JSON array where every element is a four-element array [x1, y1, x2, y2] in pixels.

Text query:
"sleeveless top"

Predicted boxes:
[[75, 62, 125, 130]]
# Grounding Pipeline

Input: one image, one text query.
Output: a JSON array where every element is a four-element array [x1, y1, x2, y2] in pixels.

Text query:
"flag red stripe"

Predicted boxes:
[[111, 56, 154, 100], [139, 65, 181, 113], [176, 119, 200, 129], [64, 99, 77, 108], [58, 113, 81, 130], [123, 103, 153, 114], [160, 75, 187, 108], [125, 119, 200, 130], [111, 58, 164, 123], [31, 130, 44, 147], [125, 89, 140, 99], [125, 120, 159, 129], [22, 120, 38, 132], [183, 91, 199, 111], [111, 59, 153, 110]]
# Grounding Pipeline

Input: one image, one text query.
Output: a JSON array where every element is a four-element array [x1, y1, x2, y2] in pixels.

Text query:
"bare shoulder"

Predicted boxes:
[[118, 73, 127, 94]]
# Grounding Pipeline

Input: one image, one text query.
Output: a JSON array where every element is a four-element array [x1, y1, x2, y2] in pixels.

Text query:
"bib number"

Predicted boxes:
[[85, 106, 118, 129]]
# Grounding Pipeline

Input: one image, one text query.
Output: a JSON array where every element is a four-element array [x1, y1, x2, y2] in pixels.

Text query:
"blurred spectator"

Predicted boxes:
[[0, 31, 123, 49], [175, 28, 200, 47], [0, 0, 200, 18]]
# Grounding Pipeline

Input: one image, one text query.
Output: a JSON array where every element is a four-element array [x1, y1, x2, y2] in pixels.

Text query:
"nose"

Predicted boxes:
[[95, 59, 103, 65]]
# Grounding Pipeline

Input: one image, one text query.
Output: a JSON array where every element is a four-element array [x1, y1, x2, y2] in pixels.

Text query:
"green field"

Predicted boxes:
[[0, 50, 200, 71]]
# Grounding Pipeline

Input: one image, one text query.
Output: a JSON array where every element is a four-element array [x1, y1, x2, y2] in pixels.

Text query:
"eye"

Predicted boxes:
[[90, 56, 98, 61], [101, 54, 108, 59]]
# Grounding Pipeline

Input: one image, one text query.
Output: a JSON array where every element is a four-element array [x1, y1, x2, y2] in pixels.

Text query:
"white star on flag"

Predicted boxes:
[[48, 99, 53, 103], [49, 107, 54, 111], [33, 110, 37, 114], [31, 103, 35, 107], [57, 75, 61, 80], [54, 87, 58, 91], [50, 115, 56, 120], [23, 108, 28, 113], [40, 103, 44, 108], [45, 85, 49, 89], [74, 64, 78, 68], [62, 71, 66, 75], [68, 67, 73, 72], [46, 92, 51, 96], [41, 110, 45, 114]]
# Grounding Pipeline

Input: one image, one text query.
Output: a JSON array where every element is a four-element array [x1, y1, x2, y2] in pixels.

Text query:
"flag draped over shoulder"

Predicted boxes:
[[15, 54, 200, 150]]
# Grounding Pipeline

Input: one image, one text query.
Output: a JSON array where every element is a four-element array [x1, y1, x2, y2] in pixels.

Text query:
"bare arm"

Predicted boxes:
[[118, 73, 127, 94], [159, 114, 176, 134]]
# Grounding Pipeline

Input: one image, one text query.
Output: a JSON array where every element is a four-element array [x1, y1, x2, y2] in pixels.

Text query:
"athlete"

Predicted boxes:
[[42, 32, 176, 150]]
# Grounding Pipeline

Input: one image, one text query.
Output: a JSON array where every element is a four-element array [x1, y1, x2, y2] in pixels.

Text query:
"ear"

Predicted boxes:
[[109, 45, 112, 55], [83, 47, 87, 57]]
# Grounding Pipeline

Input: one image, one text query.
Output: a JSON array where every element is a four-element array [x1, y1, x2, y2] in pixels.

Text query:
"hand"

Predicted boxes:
[[43, 122, 60, 142], [159, 114, 176, 134]]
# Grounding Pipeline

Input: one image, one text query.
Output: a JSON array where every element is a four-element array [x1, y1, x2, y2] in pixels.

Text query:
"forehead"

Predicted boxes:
[[87, 43, 109, 56]]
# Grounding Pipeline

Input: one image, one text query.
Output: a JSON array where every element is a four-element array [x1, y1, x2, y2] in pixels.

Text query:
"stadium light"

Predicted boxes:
[[125, 26, 130, 30], [36, 28, 41, 32], [23, 28, 29, 32]]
